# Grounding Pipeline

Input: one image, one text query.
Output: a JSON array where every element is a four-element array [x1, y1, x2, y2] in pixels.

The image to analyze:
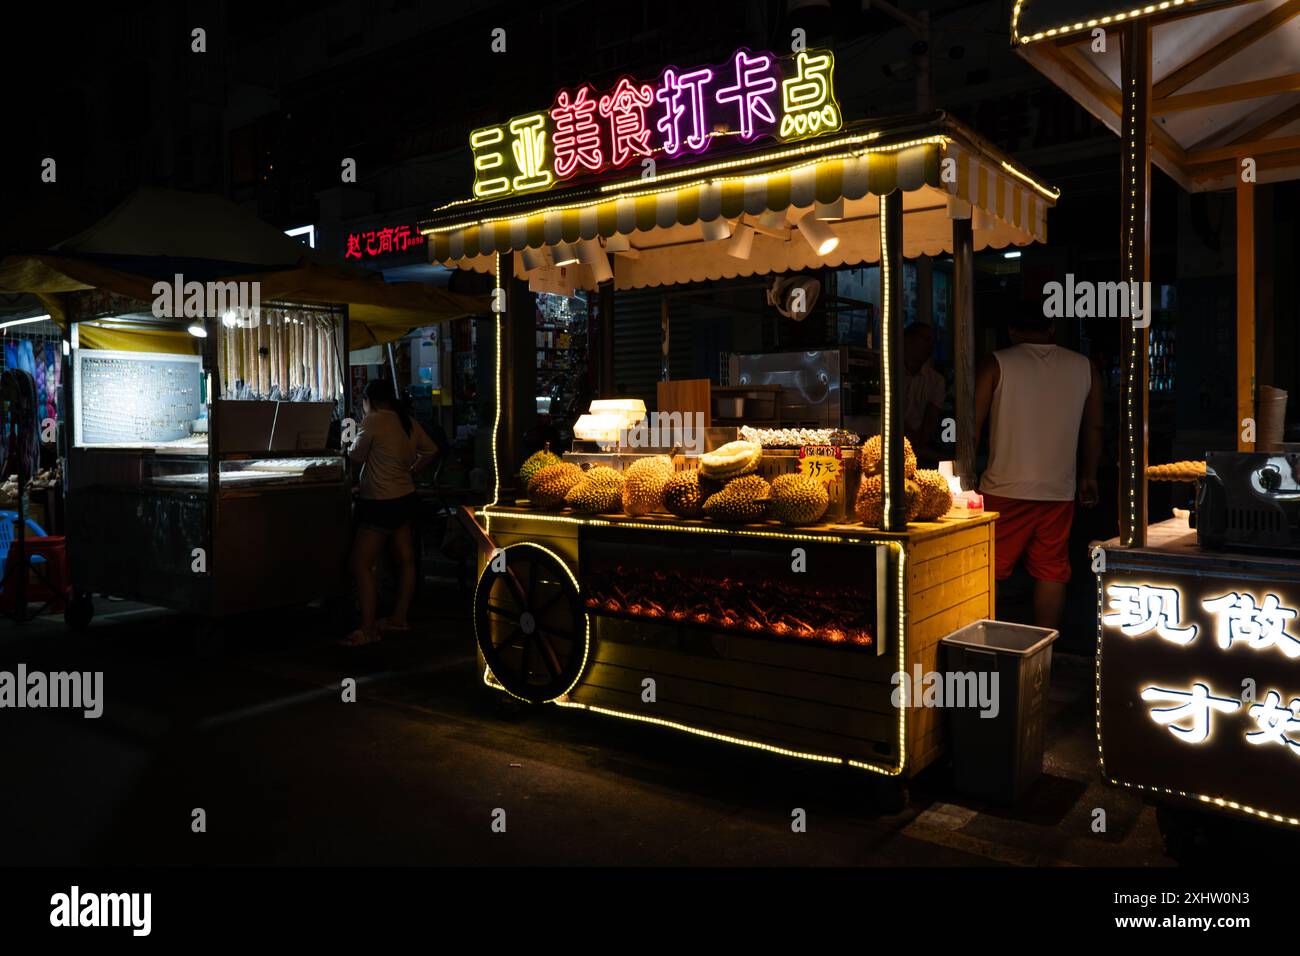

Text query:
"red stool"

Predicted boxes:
[[0, 535, 69, 614]]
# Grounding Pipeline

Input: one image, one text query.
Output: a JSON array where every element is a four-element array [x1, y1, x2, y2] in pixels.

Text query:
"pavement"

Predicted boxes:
[[0, 582, 1183, 866]]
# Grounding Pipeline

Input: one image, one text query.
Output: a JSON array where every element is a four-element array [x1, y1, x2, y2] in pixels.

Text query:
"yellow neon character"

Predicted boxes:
[[470, 125, 510, 199], [470, 113, 554, 199], [509, 113, 553, 193], [780, 51, 842, 140]]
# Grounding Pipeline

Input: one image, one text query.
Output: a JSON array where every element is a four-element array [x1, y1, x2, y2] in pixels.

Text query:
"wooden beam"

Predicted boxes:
[[1155, 72, 1300, 114], [951, 217, 975, 486], [1119, 22, 1152, 549], [1190, 132, 1300, 164], [1229, 100, 1300, 144], [1237, 174, 1255, 451], [1152, 0, 1300, 99]]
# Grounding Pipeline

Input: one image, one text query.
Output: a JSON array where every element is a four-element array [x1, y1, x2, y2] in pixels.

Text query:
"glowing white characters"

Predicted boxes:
[[655, 66, 715, 156], [715, 50, 778, 140], [1140, 682, 1240, 744], [598, 77, 656, 168], [779, 50, 842, 139], [1103, 584, 1199, 645], [551, 87, 603, 179], [1203, 591, 1300, 658], [1245, 691, 1300, 753]]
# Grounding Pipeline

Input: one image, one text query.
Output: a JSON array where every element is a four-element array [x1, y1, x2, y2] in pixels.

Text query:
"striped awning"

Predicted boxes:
[[422, 115, 1059, 290]]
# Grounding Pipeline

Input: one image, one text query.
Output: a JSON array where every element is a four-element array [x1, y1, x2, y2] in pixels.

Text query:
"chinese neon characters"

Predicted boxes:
[[1103, 583, 1299, 658], [466, 47, 843, 199]]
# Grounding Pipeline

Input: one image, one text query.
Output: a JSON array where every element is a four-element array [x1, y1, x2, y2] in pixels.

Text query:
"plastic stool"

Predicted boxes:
[[0, 535, 68, 614]]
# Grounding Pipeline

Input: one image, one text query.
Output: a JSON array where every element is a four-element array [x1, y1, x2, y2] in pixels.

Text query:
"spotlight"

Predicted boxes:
[[796, 210, 839, 256], [577, 239, 613, 284], [726, 223, 755, 260], [1003, 250, 1022, 260], [700, 218, 732, 242], [552, 241, 580, 266], [521, 247, 547, 271], [814, 198, 844, 221], [604, 233, 632, 253], [757, 209, 787, 231], [187, 320, 208, 338]]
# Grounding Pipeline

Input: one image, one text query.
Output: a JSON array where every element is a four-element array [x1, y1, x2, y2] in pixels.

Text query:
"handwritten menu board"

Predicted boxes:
[[74, 350, 203, 446]]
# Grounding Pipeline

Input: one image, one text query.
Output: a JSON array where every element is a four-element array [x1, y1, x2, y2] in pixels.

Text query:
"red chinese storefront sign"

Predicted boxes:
[[345, 225, 426, 260]]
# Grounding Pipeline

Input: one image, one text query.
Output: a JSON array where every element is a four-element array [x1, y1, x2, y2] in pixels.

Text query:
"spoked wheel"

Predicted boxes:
[[474, 544, 589, 704]]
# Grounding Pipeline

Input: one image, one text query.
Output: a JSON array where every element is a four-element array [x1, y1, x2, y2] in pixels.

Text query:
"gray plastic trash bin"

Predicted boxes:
[[940, 620, 1057, 804]]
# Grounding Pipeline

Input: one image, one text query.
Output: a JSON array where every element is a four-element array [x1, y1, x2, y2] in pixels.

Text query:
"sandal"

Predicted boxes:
[[336, 628, 381, 647]]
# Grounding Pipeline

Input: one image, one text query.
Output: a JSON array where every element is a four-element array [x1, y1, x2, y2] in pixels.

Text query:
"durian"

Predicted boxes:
[[565, 465, 625, 513], [769, 473, 829, 526], [518, 449, 561, 485], [854, 473, 923, 526], [622, 456, 674, 515], [699, 440, 762, 480], [904, 478, 923, 521], [914, 469, 953, 521], [702, 473, 771, 523], [528, 462, 584, 509], [663, 470, 704, 517], [859, 434, 917, 479]]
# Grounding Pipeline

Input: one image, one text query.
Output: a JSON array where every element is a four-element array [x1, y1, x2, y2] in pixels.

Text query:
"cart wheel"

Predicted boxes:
[[869, 776, 910, 814], [474, 543, 589, 705], [64, 591, 94, 631]]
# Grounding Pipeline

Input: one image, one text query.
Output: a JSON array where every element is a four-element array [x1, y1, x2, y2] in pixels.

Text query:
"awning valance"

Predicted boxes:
[[421, 114, 1059, 291]]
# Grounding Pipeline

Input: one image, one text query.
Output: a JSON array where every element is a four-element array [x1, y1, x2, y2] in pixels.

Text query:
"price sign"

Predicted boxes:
[[798, 445, 842, 485]]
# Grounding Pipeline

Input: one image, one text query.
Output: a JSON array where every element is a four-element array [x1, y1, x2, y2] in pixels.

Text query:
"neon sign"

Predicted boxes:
[[1103, 583, 1300, 659], [345, 225, 426, 260], [468, 47, 842, 199]]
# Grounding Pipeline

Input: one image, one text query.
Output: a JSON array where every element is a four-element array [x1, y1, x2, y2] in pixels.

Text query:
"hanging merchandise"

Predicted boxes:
[[0, 369, 40, 483]]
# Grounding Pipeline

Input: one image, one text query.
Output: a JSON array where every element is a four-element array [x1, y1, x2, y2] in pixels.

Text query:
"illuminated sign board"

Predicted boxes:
[[345, 225, 426, 260], [469, 48, 842, 200], [1098, 562, 1300, 824]]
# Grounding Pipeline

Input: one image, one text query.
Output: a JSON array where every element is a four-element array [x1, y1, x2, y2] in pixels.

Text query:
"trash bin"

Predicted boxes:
[[940, 620, 1057, 804]]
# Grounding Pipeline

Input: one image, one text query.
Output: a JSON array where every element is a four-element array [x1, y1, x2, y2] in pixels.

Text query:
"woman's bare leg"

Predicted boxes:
[[351, 528, 388, 636], [388, 523, 416, 627]]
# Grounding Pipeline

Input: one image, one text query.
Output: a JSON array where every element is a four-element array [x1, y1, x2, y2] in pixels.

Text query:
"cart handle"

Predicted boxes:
[[457, 505, 497, 557]]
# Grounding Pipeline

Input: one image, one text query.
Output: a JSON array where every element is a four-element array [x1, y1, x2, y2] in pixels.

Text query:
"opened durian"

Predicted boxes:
[[663, 470, 705, 517], [914, 469, 953, 521], [528, 462, 585, 509], [565, 465, 625, 513], [699, 440, 762, 480], [859, 434, 917, 479], [702, 473, 771, 523], [518, 449, 561, 486], [622, 456, 674, 515], [769, 473, 829, 525]]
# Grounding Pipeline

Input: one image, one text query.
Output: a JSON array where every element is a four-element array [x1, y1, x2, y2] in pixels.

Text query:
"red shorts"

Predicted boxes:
[[982, 493, 1074, 583]]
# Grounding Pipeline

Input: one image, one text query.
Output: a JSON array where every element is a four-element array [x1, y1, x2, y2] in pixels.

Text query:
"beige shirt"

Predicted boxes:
[[349, 409, 437, 500]]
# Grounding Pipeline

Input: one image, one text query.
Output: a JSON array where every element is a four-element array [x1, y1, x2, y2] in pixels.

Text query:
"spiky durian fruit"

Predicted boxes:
[[859, 435, 917, 479], [904, 478, 923, 522], [663, 470, 704, 517], [702, 473, 771, 523], [528, 462, 584, 509], [565, 465, 625, 513], [621, 456, 674, 515], [855, 474, 884, 527], [914, 469, 953, 521], [769, 473, 830, 525], [518, 450, 561, 486], [699, 440, 762, 480]]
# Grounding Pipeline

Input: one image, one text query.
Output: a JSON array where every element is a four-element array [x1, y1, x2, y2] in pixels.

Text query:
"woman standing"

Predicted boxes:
[[342, 378, 439, 646]]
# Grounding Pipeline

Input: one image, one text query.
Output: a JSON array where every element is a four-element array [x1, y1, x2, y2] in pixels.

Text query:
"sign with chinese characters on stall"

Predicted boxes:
[[468, 48, 842, 200], [345, 225, 426, 260], [797, 445, 842, 485], [1098, 567, 1300, 824]]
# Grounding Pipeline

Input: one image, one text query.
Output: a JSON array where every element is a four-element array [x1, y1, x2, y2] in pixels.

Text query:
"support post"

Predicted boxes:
[[1119, 22, 1152, 548], [502, 252, 536, 486], [599, 280, 615, 397], [882, 189, 907, 531], [952, 217, 975, 485], [1236, 167, 1255, 450]]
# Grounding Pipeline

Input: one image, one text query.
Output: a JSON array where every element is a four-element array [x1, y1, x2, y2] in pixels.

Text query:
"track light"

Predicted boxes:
[[552, 241, 580, 266], [577, 239, 613, 284], [700, 218, 732, 242], [604, 233, 632, 252], [757, 209, 787, 231], [814, 198, 844, 221], [187, 320, 208, 338], [521, 246, 547, 271], [726, 223, 755, 260], [796, 210, 839, 256]]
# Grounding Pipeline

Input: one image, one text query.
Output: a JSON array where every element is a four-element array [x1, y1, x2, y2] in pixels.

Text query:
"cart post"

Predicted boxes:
[[881, 188, 906, 531]]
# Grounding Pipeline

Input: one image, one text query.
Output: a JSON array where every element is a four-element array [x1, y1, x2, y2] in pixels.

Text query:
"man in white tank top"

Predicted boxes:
[[974, 307, 1103, 630]]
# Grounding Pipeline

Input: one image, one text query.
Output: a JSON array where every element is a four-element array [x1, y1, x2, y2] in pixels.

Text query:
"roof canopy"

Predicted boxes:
[[0, 188, 485, 346], [422, 113, 1059, 291], [1014, 0, 1300, 190]]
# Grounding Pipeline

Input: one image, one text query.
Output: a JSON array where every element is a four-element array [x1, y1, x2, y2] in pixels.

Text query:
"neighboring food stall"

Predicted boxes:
[[1014, 0, 1300, 828], [0, 188, 482, 626], [424, 46, 1060, 800]]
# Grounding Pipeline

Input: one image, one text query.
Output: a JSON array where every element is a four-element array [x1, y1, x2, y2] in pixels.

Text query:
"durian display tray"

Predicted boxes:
[[489, 503, 996, 542]]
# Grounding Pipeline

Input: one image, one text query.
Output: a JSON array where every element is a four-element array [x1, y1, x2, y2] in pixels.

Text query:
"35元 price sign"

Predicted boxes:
[[797, 445, 842, 485], [1097, 559, 1300, 826]]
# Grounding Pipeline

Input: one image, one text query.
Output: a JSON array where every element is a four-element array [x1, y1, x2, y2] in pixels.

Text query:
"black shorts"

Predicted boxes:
[[356, 493, 418, 533]]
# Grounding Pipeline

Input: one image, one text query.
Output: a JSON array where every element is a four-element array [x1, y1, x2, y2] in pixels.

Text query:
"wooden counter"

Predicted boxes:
[[474, 505, 996, 779]]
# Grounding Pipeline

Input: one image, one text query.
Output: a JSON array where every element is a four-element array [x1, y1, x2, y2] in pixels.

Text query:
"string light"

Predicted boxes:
[[880, 196, 894, 528], [487, 253, 503, 535], [1011, 0, 1195, 45]]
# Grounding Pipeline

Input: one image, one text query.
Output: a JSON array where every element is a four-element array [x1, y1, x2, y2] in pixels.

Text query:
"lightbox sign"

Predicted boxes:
[[469, 48, 843, 199], [1098, 566, 1300, 825]]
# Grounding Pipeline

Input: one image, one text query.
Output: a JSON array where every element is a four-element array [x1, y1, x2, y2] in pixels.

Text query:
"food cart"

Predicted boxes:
[[424, 48, 1060, 802], [1014, 0, 1300, 829], [0, 188, 482, 627]]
